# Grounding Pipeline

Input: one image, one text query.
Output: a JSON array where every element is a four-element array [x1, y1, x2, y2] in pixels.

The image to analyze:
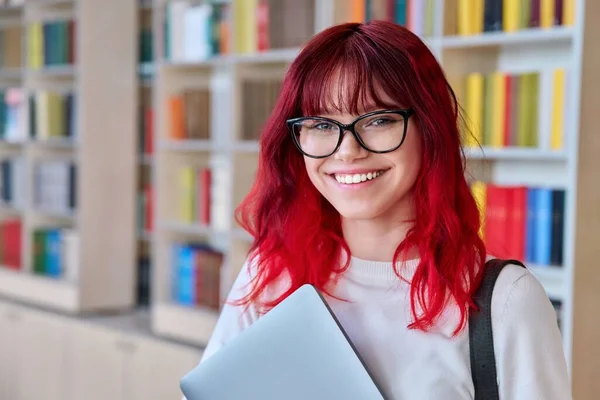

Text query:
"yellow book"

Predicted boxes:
[[465, 73, 484, 147], [28, 23, 44, 69], [36, 91, 49, 140], [471, 181, 487, 239], [491, 72, 506, 148], [503, 0, 520, 32], [457, 0, 473, 35], [551, 68, 566, 150], [473, 0, 485, 33], [47, 93, 58, 137], [540, 0, 555, 28], [563, 0, 575, 25], [178, 167, 196, 223], [233, 0, 257, 53]]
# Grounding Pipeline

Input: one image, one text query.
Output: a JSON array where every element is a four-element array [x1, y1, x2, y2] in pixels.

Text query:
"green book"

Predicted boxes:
[[33, 230, 46, 275]]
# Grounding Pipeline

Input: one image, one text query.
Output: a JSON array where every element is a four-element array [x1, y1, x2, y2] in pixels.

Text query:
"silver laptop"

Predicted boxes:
[[180, 283, 387, 400]]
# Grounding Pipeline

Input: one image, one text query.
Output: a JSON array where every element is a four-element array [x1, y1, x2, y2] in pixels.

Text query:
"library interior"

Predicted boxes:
[[0, 0, 598, 399]]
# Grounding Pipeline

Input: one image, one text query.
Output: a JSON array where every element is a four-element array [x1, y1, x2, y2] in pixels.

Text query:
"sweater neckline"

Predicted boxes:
[[346, 255, 421, 283]]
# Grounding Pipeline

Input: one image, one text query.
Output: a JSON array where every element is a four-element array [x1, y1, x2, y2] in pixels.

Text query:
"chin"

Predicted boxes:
[[330, 202, 385, 221]]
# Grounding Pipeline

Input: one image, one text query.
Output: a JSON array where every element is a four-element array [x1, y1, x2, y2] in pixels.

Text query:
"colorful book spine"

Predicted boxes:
[[470, 182, 566, 267]]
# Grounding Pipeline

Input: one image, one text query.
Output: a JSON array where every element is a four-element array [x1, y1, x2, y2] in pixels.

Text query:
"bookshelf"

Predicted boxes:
[[0, 0, 138, 314], [136, 0, 154, 309], [149, 0, 600, 396]]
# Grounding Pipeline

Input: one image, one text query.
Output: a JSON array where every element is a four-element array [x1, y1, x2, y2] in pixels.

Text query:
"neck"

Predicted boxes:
[[341, 206, 417, 262]]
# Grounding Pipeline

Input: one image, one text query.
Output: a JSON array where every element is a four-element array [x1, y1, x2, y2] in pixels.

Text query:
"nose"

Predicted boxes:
[[334, 129, 369, 162]]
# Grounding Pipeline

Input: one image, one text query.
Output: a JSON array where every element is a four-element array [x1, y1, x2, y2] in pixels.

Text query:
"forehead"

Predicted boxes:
[[300, 66, 401, 117]]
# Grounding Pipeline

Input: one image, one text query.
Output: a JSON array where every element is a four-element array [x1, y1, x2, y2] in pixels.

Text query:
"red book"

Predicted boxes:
[[484, 185, 510, 259], [3, 219, 21, 269], [256, 0, 269, 52], [197, 168, 211, 225], [507, 186, 527, 260]]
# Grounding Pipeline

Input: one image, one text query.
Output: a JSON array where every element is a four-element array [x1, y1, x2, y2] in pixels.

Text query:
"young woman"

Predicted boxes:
[[199, 21, 571, 399]]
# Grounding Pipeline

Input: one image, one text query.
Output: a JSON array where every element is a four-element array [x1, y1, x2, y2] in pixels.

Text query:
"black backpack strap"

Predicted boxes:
[[469, 258, 526, 400]]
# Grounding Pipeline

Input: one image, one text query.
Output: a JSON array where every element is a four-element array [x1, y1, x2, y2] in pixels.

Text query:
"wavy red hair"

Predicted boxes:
[[234, 21, 487, 335]]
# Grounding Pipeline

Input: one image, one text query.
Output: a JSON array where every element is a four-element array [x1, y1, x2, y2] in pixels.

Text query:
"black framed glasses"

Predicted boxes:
[[286, 109, 414, 159]]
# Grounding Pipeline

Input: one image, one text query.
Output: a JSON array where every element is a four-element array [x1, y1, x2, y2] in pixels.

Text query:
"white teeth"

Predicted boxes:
[[334, 170, 384, 185]]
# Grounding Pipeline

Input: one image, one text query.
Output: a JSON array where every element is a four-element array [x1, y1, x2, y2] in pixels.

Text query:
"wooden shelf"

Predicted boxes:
[[0, 0, 139, 316], [26, 65, 77, 78], [465, 147, 568, 161], [161, 221, 212, 237], [152, 302, 218, 347], [232, 140, 260, 153], [440, 26, 574, 49], [158, 139, 217, 153], [0, 268, 78, 312]]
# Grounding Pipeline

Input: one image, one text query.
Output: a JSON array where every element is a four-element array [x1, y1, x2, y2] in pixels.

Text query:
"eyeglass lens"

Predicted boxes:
[[291, 112, 407, 157]]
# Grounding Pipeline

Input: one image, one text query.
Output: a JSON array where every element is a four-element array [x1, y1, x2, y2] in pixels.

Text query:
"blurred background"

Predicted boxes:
[[0, 0, 598, 399]]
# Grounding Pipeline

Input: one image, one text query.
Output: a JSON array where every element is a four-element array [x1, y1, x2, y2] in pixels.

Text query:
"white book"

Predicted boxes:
[[184, 3, 212, 62]]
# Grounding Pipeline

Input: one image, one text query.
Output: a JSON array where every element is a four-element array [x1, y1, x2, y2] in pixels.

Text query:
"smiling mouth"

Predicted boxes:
[[330, 169, 388, 185]]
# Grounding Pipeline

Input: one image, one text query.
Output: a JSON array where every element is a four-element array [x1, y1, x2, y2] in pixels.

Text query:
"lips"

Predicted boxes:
[[330, 169, 388, 184]]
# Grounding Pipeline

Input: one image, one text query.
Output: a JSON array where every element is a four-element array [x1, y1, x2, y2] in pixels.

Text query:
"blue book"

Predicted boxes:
[[534, 188, 553, 266], [525, 187, 537, 263], [45, 229, 62, 277], [176, 245, 196, 306], [396, 0, 407, 25]]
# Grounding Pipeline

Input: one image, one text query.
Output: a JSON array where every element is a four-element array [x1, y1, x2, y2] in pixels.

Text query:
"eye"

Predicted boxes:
[[370, 118, 392, 126], [313, 122, 336, 130]]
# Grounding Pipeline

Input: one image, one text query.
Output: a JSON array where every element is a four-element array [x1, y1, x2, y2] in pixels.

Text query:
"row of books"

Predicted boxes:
[[30, 90, 77, 141], [168, 89, 211, 140], [32, 227, 78, 282], [171, 241, 223, 310], [33, 161, 77, 216], [0, 26, 21, 69], [0, 157, 24, 209], [28, 20, 76, 69], [241, 78, 281, 141], [454, 0, 575, 36], [0, 89, 77, 143], [471, 182, 565, 267], [137, 184, 153, 234], [460, 68, 566, 150], [178, 167, 211, 226], [338, 0, 434, 37], [164, 1, 230, 62], [0, 218, 21, 269]]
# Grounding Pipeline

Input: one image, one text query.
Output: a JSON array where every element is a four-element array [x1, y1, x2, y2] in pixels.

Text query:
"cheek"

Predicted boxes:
[[387, 133, 422, 188], [303, 157, 324, 186]]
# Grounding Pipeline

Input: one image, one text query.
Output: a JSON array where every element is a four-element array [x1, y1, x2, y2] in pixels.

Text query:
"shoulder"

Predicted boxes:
[[490, 262, 553, 325], [227, 253, 292, 309], [488, 263, 571, 398]]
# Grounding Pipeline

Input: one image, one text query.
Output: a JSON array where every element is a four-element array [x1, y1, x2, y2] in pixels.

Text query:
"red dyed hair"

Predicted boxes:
[[234, 21, 487, 335]]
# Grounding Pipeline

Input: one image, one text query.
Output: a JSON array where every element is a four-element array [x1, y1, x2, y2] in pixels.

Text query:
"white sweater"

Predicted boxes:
[[195, 256, 572, 400]]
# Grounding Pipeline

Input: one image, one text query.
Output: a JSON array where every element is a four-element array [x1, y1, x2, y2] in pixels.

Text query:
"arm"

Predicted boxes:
[[200, 258, 260, 363], [493, 265, 572, 400], [181, 259, 260, 400]]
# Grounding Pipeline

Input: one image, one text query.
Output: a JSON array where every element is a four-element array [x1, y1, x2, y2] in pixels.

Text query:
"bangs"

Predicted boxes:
[[298, 37, 408, 117]]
